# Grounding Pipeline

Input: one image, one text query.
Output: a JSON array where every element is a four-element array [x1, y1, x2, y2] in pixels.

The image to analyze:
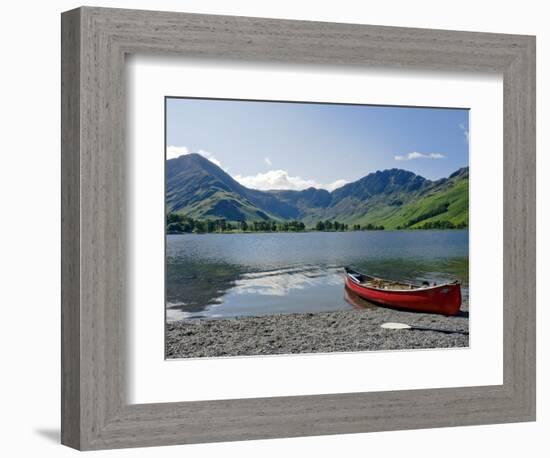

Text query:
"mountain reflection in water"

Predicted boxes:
[[166, 231, 469, 321]]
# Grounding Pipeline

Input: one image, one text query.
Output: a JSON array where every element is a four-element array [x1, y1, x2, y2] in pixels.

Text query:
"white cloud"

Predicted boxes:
[[166, 145, 189, 159], [235, 169, 348, 192], [197, 149, 222, 168], [394, 151, 446, 161], [166, 145, 223, 168], [459, 123, 469, 143], [167, 148, 346, 191], [235, 170, 321, 191], [326, 179, 348, 191]]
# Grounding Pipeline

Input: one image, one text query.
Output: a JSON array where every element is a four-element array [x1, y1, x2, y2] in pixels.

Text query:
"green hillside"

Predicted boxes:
[[345, 170, 469, 229], [166, 154, 469, 230], [180, 190, 281, 222]]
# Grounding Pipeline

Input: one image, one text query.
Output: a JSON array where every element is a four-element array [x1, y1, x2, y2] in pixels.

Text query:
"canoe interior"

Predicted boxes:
[[344, 267, 457, 292], [359, 278, 420, 290]]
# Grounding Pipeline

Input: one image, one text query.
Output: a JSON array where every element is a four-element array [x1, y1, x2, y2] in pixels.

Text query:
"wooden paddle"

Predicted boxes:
[[381, 322, 469, 335]]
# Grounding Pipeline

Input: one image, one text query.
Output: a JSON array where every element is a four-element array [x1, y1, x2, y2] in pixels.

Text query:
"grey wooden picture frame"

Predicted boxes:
[[61, 6, 536, 451]]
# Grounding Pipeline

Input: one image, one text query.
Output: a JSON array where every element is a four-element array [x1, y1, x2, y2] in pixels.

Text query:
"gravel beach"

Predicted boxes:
[[166, 302, 469, 358]]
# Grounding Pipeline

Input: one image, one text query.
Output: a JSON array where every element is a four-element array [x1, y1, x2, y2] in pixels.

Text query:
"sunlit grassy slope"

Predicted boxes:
[[167, 154, 469, 229]]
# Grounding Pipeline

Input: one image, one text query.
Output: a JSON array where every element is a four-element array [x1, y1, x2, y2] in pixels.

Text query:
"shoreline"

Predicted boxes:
[[166, 305, 469, 359], [167, 227, 469, 236]]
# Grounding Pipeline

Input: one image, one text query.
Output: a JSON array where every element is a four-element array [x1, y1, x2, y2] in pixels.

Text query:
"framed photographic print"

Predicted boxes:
[[61, 6, 536, 450], [163, 97, 471, 359]]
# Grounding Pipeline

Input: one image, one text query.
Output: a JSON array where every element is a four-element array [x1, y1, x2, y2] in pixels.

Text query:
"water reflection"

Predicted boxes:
[[166, 230, 469, 321], [166, 265, 346, 320], [233, 266, 342, 297], [344, 286, 379, 311]]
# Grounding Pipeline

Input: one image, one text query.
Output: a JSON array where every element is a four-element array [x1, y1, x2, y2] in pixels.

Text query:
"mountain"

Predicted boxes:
[[314, 167, 469, 229], [166, 153, 298, 221], [166, 153, 469, 229]]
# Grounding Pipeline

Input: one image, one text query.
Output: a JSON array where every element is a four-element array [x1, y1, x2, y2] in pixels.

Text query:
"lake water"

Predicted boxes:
[[166, 230, 469, 321]]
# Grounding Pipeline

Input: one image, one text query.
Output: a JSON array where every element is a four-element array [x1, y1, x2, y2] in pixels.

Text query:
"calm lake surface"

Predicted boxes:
[[166, 230, 469, 321]]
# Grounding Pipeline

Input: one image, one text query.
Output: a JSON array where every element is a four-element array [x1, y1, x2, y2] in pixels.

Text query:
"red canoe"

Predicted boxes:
[[344, 267, 462, 316]]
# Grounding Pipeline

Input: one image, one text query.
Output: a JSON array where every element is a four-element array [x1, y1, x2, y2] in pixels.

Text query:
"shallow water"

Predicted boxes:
[[166, 230, 469, 321]]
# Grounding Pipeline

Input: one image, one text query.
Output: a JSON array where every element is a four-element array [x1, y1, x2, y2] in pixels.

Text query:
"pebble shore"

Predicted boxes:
[[166, 303, 469, 359]]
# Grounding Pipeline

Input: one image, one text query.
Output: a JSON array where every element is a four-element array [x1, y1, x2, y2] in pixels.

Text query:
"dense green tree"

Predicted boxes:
[[164, 211, 463, 235], [166, 213, 182, 224], [166, 222, 183, 233], [194, 220, 206, 233]]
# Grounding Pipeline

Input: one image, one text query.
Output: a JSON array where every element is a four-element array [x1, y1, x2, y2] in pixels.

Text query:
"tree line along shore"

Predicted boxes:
[[166, 212, 466, 234]]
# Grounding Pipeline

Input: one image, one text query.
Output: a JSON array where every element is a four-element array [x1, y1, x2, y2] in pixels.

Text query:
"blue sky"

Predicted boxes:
[[166, 97, 469, 191]]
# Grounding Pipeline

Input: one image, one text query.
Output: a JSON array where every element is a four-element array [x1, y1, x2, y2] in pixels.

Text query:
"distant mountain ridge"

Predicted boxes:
[[166, 153, 469, 229]]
